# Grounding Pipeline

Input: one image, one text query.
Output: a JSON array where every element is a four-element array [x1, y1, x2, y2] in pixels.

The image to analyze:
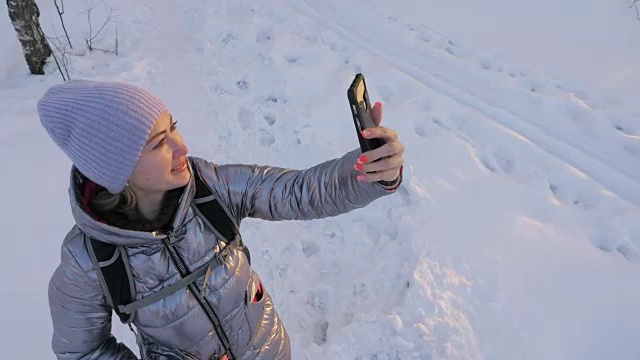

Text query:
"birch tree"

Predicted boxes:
[[6, 0, 52, 75]]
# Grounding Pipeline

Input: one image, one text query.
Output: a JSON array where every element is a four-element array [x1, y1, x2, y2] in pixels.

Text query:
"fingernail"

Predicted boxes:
[[362, 130, 371, 137], [375, 102, 381, 107], [354, 164, 363, 171], [358, 156, 368, 164], [357, 174, 367, 181]]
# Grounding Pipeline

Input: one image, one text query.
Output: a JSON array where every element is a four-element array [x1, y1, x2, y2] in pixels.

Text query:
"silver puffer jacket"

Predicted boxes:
[[48, 149, 399, 359]]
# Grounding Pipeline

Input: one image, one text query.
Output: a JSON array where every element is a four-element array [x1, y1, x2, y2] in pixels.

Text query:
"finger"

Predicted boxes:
[[362, 126, 398, 142], [356, 167, 401, 182], [357, 141, 404, 164], [371, 102, 383, 127], [356, 155, 403, 173]]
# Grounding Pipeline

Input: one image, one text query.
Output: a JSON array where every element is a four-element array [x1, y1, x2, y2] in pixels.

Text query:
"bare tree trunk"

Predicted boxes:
[[6, 0, 52, 75]]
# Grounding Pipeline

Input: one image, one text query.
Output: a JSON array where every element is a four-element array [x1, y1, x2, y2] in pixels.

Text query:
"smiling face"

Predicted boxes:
[[127, 111, 190, 197]]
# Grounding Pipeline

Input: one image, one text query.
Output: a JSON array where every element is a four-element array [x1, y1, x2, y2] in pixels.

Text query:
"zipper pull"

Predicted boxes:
[[152, 227, 173, 240]]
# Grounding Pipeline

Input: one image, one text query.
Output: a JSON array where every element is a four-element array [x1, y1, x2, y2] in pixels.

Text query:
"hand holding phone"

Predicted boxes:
[[347, 73, 404, 187]]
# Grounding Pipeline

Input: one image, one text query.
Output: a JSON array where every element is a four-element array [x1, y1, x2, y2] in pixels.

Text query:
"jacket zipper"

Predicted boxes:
[[162, 229, 236, 360]]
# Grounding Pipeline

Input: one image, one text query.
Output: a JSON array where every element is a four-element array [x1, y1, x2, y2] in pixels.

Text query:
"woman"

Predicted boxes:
[[40, 80, 404, 360]]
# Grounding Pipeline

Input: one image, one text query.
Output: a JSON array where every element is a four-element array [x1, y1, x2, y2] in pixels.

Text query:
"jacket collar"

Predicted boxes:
[[68, 159, 196, 246]]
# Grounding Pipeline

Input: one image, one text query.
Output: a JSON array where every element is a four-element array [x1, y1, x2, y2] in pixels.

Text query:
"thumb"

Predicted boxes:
[[371, 102, 383, 127]]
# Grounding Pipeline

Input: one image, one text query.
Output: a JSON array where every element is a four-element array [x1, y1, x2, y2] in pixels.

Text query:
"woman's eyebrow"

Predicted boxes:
[[146, 114, 173, 145]]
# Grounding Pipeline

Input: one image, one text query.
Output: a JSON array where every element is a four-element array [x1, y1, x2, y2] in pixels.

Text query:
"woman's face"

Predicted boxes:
[[128, 111, 190, 195]]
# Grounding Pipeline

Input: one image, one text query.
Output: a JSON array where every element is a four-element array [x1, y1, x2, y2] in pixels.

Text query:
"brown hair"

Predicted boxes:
[[91, 184, 137, 216]]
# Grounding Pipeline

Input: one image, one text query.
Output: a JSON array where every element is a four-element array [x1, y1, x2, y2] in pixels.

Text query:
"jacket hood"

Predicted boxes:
[[68, 159, 197, 246]]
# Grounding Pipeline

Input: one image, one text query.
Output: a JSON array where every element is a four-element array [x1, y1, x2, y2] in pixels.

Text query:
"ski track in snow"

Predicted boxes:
[[290, 0, 640, 209], [287, 0, 640, 262]]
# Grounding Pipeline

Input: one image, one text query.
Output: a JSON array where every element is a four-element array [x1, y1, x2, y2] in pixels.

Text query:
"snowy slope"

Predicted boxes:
[[1, 0, 640, 359]]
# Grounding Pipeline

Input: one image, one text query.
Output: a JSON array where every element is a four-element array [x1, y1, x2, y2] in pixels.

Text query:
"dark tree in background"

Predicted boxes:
[[6, 0, 52, 75]]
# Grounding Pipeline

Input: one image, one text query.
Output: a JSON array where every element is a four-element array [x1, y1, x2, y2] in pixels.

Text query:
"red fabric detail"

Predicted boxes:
[[252, 282, 264, 303], [82, 180, 108, 223]]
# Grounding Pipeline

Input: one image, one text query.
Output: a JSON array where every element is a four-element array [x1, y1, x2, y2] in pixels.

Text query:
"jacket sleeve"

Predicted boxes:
[[198, 148, 401, 222], [48, 239, 138, 360]]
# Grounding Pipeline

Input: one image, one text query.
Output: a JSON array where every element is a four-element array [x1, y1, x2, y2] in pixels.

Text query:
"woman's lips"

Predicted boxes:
[[171, 162, 187, 172]]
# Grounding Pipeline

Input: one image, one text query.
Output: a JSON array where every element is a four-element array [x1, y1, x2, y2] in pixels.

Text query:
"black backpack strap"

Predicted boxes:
[[84, 160, 251, 326], [85, 234, 135, 324], [190, 159, 251, 265]]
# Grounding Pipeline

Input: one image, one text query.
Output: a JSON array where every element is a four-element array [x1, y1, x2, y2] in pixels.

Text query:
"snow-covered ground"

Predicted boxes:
[[1, 0, 639, 359]]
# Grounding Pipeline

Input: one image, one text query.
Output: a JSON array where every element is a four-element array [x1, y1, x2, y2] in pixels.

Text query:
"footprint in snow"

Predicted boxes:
[[413, 123, 434, 139], [588, 232, 640, 264], [547, 180, 597, 210], [313, 319, 329, 345], [445, 40, 471, 59], [352, 282, 370, 300], [523, 79, 545, 94], [264, 95, 287, 105], [294, 125, 317, 145], [258, 128, 275, 147], [283, 52, 320, 66], [320, 32, 347, 52], [237, 107, 253, 130], [263, 114, 276, 126], [408, 98, 433, 112], [613, 124, 634, 136], [623, 141, 640, 159], [478, 149, 515, 174], [477, 56, 494, 71], [236, 80, 250, 90], [301, 239, 320, 258], [221, 31, 235, 45], [432, 114, 477, 142], [616, 243, 640, 264], [610, 116, 639, 137]]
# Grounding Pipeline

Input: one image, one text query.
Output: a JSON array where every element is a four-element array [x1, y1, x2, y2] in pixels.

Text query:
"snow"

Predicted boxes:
[[1, 0, 640, 359]]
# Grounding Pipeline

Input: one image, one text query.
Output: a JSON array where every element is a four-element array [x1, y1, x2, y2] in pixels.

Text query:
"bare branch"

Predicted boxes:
[[89, 5, 116, 44], [83, 0, 97, 50], [53, 0, 73, 49], [48, 46, 66, 81], [631, 0, 640, 20], [46, 31, 70, 81], [91, 47, 116, 54], [82, 0, 118, 52]]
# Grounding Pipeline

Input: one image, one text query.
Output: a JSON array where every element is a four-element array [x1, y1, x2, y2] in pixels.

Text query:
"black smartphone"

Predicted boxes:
[[347, 73, 386, 153]]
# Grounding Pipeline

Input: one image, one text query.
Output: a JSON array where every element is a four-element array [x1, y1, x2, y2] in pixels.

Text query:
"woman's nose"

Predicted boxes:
[[170, 136, 189, 158]]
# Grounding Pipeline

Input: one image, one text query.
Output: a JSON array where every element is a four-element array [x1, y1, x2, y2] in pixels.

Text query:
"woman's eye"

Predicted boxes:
[[170, 121, 178, 131], [154, 138, 166, 149]]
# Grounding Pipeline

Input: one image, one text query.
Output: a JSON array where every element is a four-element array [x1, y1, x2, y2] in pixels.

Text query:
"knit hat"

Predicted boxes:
[[37, 79, 168, 194]]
